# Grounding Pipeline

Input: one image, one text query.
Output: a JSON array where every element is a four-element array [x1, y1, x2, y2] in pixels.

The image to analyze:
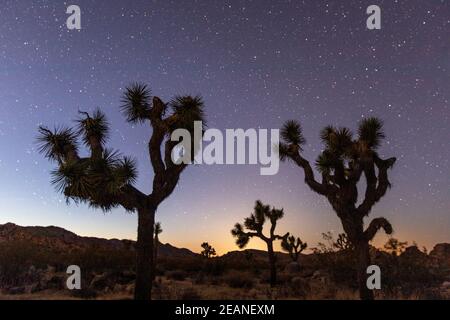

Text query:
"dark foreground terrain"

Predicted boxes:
[[0, 223, 449, 300]]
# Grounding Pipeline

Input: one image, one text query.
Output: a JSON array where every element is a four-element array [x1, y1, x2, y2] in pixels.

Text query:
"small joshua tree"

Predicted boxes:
[[281, 235, 307, 263], [153, 222, 162, 280], [334, 233, 353, 251], [231, 200, 288, 287], [384, 238, 408, 257], [37, 83, 205, 300], [200, 242, 216, 258], [279, 117, 396, 300]]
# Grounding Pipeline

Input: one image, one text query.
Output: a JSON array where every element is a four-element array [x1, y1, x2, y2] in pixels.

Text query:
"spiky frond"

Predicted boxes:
[[334, 233, 352, 251], [154, 222, 163, 235], [320, 125, 337, 147], [334, 127, 353, 152], [245, 200, 269, 230], [320, 126, 353, 156], [281, 235, 293, 253], [50, 159, 90, 196], [90, 149, 133, 195], [358, 117, 385, 149], [315, 150, 337, 174], [244, 214, 263, 231], [76, 109, 110, 147], [37, 126, 78, 162], [87, 197, 120, 212], [231, 223, 251, 248], [281, 120, 305, 146], [120, 83, 151, 123], [268, 208, 284, 221], [113, 156, 138, 186], [231, 223, 244, 237], [169, 95, 205, 132]]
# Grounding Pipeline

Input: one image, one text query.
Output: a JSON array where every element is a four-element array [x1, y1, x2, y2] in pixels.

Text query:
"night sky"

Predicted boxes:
[[0, 0, 448, 254]]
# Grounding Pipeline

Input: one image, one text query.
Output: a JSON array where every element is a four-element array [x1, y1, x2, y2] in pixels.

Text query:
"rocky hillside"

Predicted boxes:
[[0, 222, 449, 299], [0, 222, 197, 258]]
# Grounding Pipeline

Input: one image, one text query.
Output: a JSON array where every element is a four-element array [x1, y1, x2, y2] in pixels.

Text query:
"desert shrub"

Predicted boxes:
[[0, 241, 60, 287], [202, 258, 225, 276], [374, 249, 445, 296], [193, 272, 206, 285], [159, 256, 203, 273], [180, 287, 202, 300], [166, 270, 188, 281], [69, 247, 134, 272], [0, 240, 137, 288], [288, 276, 311, 297], [224, 271, 255, 289], [276, 272, 294, 285]]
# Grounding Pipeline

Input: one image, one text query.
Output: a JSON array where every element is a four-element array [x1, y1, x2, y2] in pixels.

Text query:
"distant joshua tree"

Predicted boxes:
[[311, 232, 353, 257], [281, 235, 307, 263], [279, 117, 396, 300], [334, 233, 353, 251], [384, 238, 408, 257], [37, 83, 205, 300], [231, 200, 288, 287], [153, 222, 163, 280], [200, 242, 217, 258]]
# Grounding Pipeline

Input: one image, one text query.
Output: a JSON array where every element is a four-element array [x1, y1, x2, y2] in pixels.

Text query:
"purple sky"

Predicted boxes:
[[0, 0, 448, 254]]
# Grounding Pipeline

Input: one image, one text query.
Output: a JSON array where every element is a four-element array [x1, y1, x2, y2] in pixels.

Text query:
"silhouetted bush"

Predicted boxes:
[[180, 287, 202, 300], [166, 270, 188, 281], [224, 271, 255, 289], [202, 258, 225, 276]]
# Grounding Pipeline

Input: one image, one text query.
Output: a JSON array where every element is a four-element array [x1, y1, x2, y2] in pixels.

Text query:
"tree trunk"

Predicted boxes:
[[134, 206, 155, 300], [152, 235, 158, 281], [355, 240, 374, 300], [267, 242, 277, 287]]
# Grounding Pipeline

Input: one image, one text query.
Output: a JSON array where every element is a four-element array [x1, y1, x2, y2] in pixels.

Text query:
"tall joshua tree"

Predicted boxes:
[[231, 200, 288, 287], [281, 235, 307, 263], [153, 222, 162, 280], [37, 83, 205, 300], [200, 242, 217, 258], [279, 117, 396, 300]]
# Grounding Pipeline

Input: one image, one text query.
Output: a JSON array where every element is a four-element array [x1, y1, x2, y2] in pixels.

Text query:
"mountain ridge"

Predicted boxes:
[[0, 222, 197, 258], [1, 222, 449, 261]]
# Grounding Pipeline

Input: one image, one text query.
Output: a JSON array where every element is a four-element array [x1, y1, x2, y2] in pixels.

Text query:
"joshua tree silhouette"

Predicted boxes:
[[37, 83, 205, 300], [279, 117, 396, 300], [231, 200, 288, 287], [153, 222, 162, 280], [200, 242, 217, 258], [334, 233, 353, 251], [281, 235, 307, 263], [384, 238, 408, 257]]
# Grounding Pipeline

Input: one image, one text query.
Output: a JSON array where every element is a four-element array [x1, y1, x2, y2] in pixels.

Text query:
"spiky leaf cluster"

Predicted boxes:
[[281, 235, 307, 261], [281, 120, 306, 147], [76, 109, 110, 147], [37, 112, 138, 212], [231, 201, 286, 249], [169, 95, 205, 133], [280, 117, 388, 181], [37, 126, 78, 163], [120, 83, 152, 123], [200, 242, 216, 258], [154, 222, 163, 236]]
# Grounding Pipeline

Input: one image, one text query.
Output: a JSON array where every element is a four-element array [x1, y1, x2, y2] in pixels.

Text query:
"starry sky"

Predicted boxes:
[[0, 0, 448, 255]]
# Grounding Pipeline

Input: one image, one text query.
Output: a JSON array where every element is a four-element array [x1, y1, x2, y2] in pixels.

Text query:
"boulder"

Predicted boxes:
[[430, 243, 450, 261]]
